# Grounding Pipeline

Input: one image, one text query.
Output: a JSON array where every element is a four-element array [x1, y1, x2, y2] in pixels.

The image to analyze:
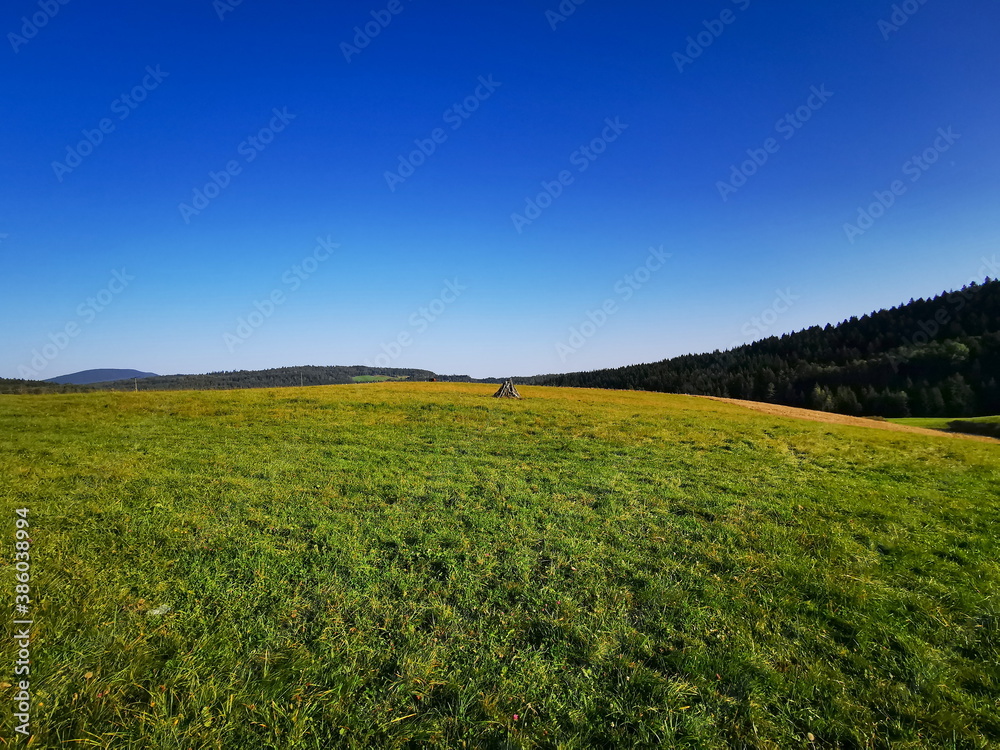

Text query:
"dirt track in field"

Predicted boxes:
[[703, 397, 999, 444]]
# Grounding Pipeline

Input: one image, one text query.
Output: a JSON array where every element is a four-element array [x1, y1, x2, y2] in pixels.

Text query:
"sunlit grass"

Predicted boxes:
[[1, 383, 998, 748], [892, 415, 1000, 439], [891, 415, 1000, 429]]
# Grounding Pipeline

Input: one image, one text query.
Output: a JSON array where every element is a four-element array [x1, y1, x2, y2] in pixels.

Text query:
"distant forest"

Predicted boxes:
[[0, 366, 476, 394], [0, 379, 91, 395], [523, 278, 1000, 418], [91, 366, 477, 391]]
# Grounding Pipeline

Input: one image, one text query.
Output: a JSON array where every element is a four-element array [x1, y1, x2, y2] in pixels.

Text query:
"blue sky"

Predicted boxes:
[[2, 0, 998, 380]]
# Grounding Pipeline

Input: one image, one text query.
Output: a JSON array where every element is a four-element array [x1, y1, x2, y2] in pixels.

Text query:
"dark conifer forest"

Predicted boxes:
[[524, 279, 1000, 418]]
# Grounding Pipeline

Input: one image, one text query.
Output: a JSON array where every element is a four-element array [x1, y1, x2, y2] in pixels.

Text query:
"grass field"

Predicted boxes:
[[351, 376, 410, 383], [1, 383, 998, 748], [890, 416, 1000, 440], [890, 416, 1000, 430]]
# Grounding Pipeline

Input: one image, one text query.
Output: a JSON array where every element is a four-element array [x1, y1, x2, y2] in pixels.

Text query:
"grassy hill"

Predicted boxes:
[[1, 383, 997, 748]]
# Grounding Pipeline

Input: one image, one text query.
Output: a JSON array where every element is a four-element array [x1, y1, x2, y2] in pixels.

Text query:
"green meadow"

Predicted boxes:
[[1, 383, 998, 748], [891, 416, 1000, 440]]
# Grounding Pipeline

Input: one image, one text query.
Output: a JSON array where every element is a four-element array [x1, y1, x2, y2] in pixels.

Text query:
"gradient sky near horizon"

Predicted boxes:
[[2, 0, 999, 380]]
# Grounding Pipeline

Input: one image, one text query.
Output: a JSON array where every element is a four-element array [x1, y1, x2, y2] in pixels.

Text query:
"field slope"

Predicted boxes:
[[1, 383, 998, 748]]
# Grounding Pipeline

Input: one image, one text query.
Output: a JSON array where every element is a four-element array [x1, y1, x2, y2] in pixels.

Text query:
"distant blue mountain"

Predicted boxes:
[[45, 369, 159, 385]]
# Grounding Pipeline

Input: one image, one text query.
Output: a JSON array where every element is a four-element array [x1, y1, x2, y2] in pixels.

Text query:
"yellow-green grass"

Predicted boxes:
[[890, 416, 999, 429], [1, 383, 998, 748], [891, 416, 1000, 440]]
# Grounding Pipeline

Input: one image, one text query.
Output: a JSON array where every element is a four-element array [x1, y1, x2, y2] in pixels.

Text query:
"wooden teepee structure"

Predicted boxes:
[[493, 379, 522, 399]]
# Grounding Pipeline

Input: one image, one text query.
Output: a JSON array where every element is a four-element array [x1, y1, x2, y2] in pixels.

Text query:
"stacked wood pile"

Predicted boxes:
[[493, 379, 522, 399]]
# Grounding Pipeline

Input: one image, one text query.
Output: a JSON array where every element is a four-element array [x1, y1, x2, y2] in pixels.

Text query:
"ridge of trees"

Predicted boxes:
[[523, 278, 1000, 418], [0, 366, 479, 394], [90, 366, 464, 391]]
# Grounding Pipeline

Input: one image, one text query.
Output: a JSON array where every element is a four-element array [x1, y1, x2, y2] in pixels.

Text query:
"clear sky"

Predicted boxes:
[[2, 0, 998, 380]]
